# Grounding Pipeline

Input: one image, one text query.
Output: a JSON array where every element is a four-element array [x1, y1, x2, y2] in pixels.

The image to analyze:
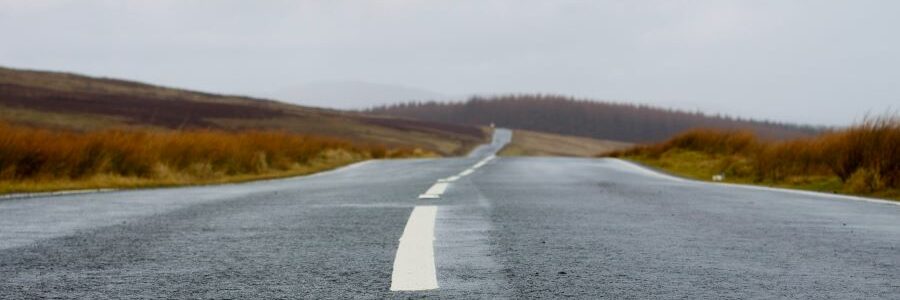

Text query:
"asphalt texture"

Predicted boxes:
[[1, 129, 899, 299]]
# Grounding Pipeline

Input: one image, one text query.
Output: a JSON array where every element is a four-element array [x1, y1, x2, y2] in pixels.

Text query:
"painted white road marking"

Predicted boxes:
[[438, 176, 460, 183], [418, 182, 449, 199], [471, 155, 496, 170], [610, 158, 900, 207], [419, 156, 497, 198], [610, 158, 688, 182], [391, 206, 439, 291], [715, 181, 900, 206], [0, 189, 118, 200], [395, 135, 505, 291]]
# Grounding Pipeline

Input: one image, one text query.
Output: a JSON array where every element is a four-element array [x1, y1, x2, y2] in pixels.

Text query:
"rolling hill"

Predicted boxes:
[[270, 81, 448, 109], [366, 95, 821, 143], [0, 66, 486, 156]]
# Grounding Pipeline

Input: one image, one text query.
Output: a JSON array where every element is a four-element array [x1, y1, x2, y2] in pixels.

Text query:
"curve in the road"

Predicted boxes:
[[391, 130, 509, 291]]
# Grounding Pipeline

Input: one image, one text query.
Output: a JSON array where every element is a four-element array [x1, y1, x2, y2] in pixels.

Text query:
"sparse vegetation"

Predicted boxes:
[[0, 123, 428, 194], [608, 115, 900, 200]]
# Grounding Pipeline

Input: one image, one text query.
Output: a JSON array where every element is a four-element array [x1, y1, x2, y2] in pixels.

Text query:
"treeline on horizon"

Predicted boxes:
[[365, 94, 820, 143], [0, 122, 421, 193]]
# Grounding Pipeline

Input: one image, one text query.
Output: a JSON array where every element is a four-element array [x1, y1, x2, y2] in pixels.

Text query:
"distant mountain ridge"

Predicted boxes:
[[366, 95, 821, 143], [271, 81, 448, 109]]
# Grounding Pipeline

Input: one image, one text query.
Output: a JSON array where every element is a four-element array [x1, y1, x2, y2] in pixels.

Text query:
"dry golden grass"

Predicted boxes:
[[0, 123, 428, 194], [608, 115, 900, 200], [500, 130, 632, 157]]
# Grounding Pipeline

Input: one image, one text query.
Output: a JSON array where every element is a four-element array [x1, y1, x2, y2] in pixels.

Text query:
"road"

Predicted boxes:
[[1, 129, 899, 298]]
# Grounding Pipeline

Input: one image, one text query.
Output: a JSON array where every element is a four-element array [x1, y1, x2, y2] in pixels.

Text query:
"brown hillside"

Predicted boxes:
[[0, 66, 485, 155]]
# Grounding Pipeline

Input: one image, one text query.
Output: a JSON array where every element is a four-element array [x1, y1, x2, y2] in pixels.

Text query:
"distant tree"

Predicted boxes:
[[365, 94, 820, 143]]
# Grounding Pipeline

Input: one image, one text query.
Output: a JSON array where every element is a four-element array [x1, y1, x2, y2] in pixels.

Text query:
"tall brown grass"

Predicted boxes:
[[610, 115, 900, 193], [0, 122, 419, 185]]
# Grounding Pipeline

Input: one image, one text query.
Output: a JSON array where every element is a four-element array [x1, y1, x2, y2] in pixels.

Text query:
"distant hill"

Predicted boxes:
[[366, 95, 821, 143], [271, 81, 448, 109], [0, 66, 485, 155]]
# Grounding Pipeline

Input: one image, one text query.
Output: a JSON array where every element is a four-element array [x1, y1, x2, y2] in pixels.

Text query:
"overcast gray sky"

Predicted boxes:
[[2, 0, 898, 126]]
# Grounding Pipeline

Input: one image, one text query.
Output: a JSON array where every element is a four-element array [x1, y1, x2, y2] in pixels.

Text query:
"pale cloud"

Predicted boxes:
[[1, 0, 897, 125]]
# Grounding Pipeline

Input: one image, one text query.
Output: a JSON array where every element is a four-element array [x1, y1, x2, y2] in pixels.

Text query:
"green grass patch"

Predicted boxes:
[[624, 149, 899, 201]]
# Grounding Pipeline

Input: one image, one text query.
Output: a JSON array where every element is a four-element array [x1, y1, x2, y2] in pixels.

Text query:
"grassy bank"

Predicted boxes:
[[0, 123, 429, 194], [608, 116, 900, 201]]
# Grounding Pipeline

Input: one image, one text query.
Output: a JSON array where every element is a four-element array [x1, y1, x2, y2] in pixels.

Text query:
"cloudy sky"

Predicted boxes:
[[1, 0, 897, 125]]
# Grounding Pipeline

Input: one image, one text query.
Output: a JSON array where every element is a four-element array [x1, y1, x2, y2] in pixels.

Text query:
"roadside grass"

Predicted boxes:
[[0, 153, 361, 194], [627, 150, 864, 195], [609, 115, 900, 201], [0, 122, 430, 195]]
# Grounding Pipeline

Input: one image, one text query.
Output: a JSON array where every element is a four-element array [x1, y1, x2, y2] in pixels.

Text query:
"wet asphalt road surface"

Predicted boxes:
[[1, 129, 899, 299]]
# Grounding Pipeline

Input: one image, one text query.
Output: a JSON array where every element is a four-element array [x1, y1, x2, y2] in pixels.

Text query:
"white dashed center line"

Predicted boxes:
[[438, 176, 460, 183], [390, 206, 439, 291], [391, 154, 500, 291], [418, 182, 449, 199]]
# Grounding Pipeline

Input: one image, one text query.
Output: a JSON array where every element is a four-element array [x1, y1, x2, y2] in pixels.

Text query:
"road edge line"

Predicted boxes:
[[609, 158, 900, 207]]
